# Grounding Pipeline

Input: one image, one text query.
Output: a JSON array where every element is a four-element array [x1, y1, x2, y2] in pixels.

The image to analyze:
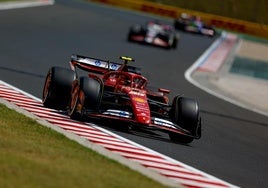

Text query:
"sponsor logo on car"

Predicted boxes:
[[103, 109, 132, 118], [129, 90, 145, 96], [109, 63, 119, 70], [133, 97, 146, 103], [153, 117, 177, 129], [95, 60, 101, 66]]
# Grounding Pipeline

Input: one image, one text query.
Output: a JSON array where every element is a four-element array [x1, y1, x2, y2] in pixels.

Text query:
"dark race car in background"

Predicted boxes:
[[128, 20, 179, 49], [174, 13, 216, 37], [42, 55, 201, 144]]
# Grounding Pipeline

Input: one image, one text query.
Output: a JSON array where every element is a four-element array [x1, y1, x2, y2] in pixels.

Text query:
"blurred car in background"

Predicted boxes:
[[174, 13, 216, 37], [128, 20, 179, 49]]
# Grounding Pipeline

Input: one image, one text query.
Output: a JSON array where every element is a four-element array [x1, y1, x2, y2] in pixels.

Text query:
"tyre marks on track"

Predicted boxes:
[[0, 80, 238, 188]]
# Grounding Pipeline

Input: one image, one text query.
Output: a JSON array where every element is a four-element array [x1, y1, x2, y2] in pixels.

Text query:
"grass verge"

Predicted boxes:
[[0, 103, 166, 188]]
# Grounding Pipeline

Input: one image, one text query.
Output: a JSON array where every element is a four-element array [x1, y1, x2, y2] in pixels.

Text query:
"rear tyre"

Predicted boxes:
[[68, 80, 81, 120], [68, 77, 103, 119], [42, 67, 76, 110], [128, 24, 145, 42], [174, 20, 186, 31], [169, 96, 200, 144]]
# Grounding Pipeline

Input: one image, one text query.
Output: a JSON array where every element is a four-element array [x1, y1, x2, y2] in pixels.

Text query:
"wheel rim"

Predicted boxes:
[[69, 84, 79, 115]]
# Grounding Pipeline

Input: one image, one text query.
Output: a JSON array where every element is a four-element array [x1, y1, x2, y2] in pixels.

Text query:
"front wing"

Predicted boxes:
[[129, 34, 170, 48], [85, 109, 199, 139], [184, 26, 215, 36]]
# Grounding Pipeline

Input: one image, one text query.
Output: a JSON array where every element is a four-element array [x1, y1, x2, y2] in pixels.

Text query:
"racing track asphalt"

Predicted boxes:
[[0, 0, 267, 187]]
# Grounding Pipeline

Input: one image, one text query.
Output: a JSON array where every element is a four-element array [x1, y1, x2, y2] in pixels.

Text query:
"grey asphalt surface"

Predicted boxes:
[[0, 0, 268, 187]]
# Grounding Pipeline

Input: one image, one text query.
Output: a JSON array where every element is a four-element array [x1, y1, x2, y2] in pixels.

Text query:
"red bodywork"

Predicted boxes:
[[72, 57, 163, 124], [100, 67, 152, 125], [69, 55, 188, 136]]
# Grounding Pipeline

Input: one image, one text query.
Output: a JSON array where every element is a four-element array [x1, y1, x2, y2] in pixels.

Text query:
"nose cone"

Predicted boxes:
[[128, 89, 151, 125], [136, 114, 151, 124]]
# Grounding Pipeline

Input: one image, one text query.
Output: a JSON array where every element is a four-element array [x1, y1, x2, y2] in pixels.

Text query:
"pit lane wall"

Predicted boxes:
[[89, 0, 268, 39]]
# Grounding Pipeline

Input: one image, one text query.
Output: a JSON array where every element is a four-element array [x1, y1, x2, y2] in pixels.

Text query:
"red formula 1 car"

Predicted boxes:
[[128, 20, 179, 49], [42, 55, 201, 144]]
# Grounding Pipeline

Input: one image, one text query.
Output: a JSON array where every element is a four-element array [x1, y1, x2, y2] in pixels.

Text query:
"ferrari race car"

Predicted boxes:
[[128, 20, 179, 49], [174, 13, 216, 37], [42, 55, 201, 144]]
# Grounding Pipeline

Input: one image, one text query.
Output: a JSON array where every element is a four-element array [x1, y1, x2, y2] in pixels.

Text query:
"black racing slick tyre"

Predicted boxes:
[[169, 96, 201, 144], [128, 24, 146, 42], [68, 77, 103, 119], [42, 66, 76, 110], [174, 20, 187, 31]]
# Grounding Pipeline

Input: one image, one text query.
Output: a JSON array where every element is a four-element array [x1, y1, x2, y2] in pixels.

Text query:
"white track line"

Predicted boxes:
[[0, 0, 54, 10], [185, 32, 268, 117]]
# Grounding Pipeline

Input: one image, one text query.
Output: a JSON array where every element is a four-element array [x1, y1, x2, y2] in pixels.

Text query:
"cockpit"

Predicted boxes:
[[117, 73, 147, 89]]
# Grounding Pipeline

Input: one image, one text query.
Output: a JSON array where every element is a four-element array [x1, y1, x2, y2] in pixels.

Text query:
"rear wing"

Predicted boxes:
[[70, 54, 121, 74]]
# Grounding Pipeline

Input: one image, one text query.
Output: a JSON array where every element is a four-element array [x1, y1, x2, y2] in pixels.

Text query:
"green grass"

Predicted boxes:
[[0, 103, 167, 188]]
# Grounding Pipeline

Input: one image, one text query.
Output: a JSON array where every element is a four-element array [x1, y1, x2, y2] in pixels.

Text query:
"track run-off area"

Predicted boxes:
[[0, 0, 268, 188]]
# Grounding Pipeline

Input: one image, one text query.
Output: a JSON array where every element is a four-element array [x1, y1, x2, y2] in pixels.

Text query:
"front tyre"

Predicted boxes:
[[169, 96, 201, 144], [43, 66, 76, 110]]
